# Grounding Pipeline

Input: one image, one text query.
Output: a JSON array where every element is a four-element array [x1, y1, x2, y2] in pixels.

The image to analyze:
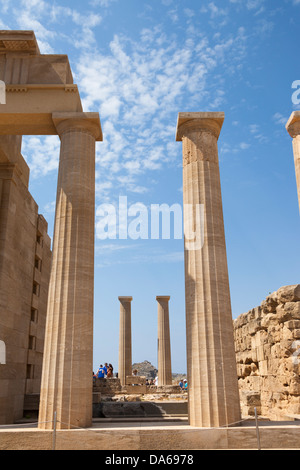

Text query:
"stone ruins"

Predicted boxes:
[[234, 284, 300, 421], [0, 30, 299, 436]]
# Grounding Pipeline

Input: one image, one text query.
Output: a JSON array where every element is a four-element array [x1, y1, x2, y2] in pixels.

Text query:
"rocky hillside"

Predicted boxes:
[[132, 360, 187, 382], [132, 360, 158, 378]]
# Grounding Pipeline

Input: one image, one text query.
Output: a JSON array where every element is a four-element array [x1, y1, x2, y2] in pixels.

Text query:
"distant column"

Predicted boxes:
[[286, 111, 300, 212], [118, 296, 133, 386], [156, 296, 172, 386], [176, 112, 241, 428], [38, 113, 102, 430]]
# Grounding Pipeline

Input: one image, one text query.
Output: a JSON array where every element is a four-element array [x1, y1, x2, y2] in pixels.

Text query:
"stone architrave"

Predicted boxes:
[[286, 111, 300, 212], [118, 296, 133, 386], [156, 296, 172, 386], [176, 112, 241, 428], [38, 113, 101, 430]]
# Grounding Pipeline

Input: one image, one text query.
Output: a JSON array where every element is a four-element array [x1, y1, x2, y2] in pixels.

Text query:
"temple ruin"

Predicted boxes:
[[0, 30, 299, 446]]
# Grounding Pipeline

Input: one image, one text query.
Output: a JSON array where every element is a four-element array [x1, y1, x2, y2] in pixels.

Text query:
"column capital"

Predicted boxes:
[[118, 296, 133, 302], [156, 296, 170, 301], [176, 112, 224, 141], [286, 111, 300, 138], [52, 112, 103, 141]]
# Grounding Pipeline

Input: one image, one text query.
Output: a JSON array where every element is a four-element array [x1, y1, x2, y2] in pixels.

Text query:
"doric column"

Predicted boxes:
[[286, 111, 300, 212], [156, 296, 172, 386], [176, 112, 241, 428], [118, 296, 133, 386], [38, 112, 102, 430]]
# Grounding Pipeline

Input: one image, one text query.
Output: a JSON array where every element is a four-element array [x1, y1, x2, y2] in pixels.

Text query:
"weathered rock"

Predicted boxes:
[[132, 360, 158, 379], [234, 285, 300, 420], [277, 285, 300, 304]]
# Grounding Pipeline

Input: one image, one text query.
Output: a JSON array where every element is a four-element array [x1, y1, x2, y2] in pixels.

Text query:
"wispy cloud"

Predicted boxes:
[[22, 136, 60, 177], [273, 112, 288, 126], [89, 0, 118, 6], [249, 123, 268, 144], [76, 24, 248, 199], [1, 1, 258, 205], [95, 243, 184, 268]]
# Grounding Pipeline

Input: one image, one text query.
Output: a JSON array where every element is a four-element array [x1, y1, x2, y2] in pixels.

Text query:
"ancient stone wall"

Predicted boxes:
[[0, 151, 51, 424], [233, 285, 300, 420]]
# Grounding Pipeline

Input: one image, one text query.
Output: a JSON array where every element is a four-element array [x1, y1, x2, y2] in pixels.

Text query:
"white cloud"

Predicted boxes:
[[249, 124, 268, 143], [2, 2, 248, 202], [273, 112, 288, 126], [207, 2, 228, 18], [220, 141, 251, 155], [22, 136, 60, 178], [44, 200, 56, 214], [89, 0, 118, 6], [240, 142, 251, 150], [0, 0, 11, 13], [246, 0, 264, 10], [74, 22, 249, 200]]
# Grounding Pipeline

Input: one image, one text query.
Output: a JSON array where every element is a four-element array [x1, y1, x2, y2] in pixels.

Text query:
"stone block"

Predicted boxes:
[[263, 291, 279, 313], [282, 325, 294, 339], [248, 319, 265, 335], [122, 385, 147, 395], [258, 360, 268, 376], [289, 381, 300, 396], [126, 376, 146, 385], [261, 313, 280, 329], [277, 285, 300, 303], [256, 345, 265, 362], [284, 302, 300, 318]]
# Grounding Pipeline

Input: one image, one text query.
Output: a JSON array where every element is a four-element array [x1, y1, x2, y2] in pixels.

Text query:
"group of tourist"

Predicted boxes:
[[94, 362, 114, 378], [93, 365, 188, 391], [179, 379, 188, 391], [145, 378, 157, 386]]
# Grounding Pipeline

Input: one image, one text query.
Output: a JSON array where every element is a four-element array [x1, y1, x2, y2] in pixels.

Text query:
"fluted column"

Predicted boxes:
[[156, 296, 172, 386], [176, 112, 241, 428], [286, 111, 300, 213], [38, 112, 102, 430], [118, 296, 133, 386]]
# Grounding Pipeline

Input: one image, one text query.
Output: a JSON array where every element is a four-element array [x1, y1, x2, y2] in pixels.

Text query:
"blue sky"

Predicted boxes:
[[1, 0, 299, 373]]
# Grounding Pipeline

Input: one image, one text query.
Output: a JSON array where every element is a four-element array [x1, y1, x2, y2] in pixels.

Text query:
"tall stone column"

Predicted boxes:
[[38, 112, 102, 430], [156, 296, 172, 386], [176, 112, 241, 428], [286, 111, 300, 212], [118, 296, 133, 386]]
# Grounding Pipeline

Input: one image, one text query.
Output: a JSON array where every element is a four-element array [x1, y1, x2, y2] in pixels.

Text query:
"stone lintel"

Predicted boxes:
[[0, 84, 84, 135], [52, 112, 103, 142], [176, 111, 225, 141], [156, 296, 170, 301], [0, 30, 40, 55], [1, 84, 82, 114], [286, 111, 300, 138]]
